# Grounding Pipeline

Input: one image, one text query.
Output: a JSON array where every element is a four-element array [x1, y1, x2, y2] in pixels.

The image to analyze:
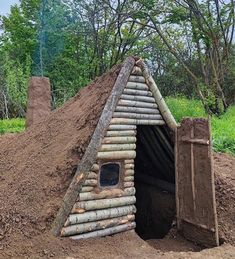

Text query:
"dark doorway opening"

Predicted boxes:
[[134, 125, 176, 240]]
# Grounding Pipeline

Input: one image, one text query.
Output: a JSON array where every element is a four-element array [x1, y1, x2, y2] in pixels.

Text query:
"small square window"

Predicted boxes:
[[100, 163, 120, 187]]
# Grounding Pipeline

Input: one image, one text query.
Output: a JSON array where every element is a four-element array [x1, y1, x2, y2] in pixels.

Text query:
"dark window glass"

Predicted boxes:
[[100, 163, 120, 187]]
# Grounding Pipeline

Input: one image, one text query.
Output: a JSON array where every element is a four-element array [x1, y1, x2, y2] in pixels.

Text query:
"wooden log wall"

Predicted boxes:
[[62, 62, 166, 239]]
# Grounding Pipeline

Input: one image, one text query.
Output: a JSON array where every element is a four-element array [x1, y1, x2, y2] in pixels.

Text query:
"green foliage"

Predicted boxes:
[[212, 107, 235, 155], [166, 97, 235, 155], [0, 118, 25, 134]]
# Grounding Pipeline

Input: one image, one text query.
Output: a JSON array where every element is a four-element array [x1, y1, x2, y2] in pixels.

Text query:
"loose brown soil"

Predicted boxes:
[[0, 63, 234, 258]]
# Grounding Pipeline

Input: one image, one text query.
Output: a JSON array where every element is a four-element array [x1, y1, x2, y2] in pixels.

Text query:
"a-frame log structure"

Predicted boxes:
[[51, 56, 218, 247]]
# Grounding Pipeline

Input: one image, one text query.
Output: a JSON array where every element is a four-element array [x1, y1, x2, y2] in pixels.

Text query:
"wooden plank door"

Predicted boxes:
[[175, 118, 219, 247]]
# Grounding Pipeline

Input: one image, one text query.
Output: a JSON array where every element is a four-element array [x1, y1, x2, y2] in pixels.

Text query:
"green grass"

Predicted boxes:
[[1, 97, 234, 155], [0, 118, 25, 135], [166, 96, 235, 155]]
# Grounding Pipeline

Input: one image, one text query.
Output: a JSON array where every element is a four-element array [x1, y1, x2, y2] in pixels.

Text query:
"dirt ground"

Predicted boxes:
[[0, 63, 234, 258]]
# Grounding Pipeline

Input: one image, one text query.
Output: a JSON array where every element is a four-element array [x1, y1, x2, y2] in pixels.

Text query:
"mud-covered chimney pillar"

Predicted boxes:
[[26, 77, 51, 128]]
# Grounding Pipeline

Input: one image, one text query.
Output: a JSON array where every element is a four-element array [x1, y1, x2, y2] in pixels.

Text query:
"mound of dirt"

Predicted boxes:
[[0, 64, 121, 255], [214, 153, 235, 245], [0, 59, 234, 258]]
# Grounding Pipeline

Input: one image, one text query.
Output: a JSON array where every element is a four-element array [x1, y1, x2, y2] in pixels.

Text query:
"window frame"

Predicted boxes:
[[97, 160, 124, 190]]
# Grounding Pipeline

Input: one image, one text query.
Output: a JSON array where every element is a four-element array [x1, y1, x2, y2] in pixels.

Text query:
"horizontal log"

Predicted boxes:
[[70, 222, 136, 240], [128, 76, 146, 83], [113, 112, 162, 120], [108, 124, 137, 131], [125, 169, 135, 176], [125, 159, 134, 164], [118, 100, 158, 109], [181, 137, 209, 145], [120, 95, 155, 103], [110, 118, 165, 125], [102, 136, 136, 144], [105, 130, 136, 137], [62, 215, 135, 237], [97, 151, 136, 160], [65, 205, 136, 226], [84, 179, 97, 187], [125, 164, 134, 170], [99, 143, 136, 152], [80, 186, 94, 193], [131, 66, 142, 75], [116, 106, 159, 114], [72, 196, 136, 213], [87, 172, 97, 179], [79, 187, 136, 201], [123, 89, 152, 97], [124, 176, 134, 182], [91, 164, 99, 172], [124, 182, 135, 188]]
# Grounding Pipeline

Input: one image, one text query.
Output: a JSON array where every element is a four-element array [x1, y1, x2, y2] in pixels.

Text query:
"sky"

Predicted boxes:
[[0, 0, 20, 16]]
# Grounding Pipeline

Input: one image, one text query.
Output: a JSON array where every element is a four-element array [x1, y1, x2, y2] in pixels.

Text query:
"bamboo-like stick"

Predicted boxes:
[[65, 205, 136, 226], [108, 124, 137, 131], [124, 176, 134, 182], [84, 179, 97, 187], [125, 159, 134, 164], [120, 94, 155, 103], [123, 89, 152, 97], [80, 186, 94, 193], [61, 215, 135, 237], [125, 164, 134, 170], [79, 187, 135, 201], [70, 222, 136, 240], [131, 66, 142, 75], [126, 83, 148, 91], [113, 112, 162, 120], [97, 150, 136, 160], [110, 118, 165, 125], [124, 182, 135, 188], [99, 143, 136, 152], [128, 76, 146, 83], [102, 136, 136, 144], [116, 106, 159, 114], [72, 196, 136, 213], [136, 59, 177, 131], [91, 164, 99, 172], [105, 130, 136, 137], [118, 100, 158, 109], [125, 170, 135, 176], [87, 172, 97, 179]]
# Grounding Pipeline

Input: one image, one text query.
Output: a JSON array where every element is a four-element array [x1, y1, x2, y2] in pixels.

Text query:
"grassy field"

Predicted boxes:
[[166, 96, 235, 155], [0, 97, 234, 155], [0, 118, 25, 135]]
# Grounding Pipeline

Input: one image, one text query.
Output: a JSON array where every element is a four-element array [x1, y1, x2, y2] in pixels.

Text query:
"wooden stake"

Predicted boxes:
[[84, 179, 97, 187], [124, 182, 135, 188], [80, 186, 94, 193], [113, 112, 162, 120], [128, 76, 146, 83], [136, 59, 177, 131], [125, 169, 135, 176], [91, 164, 99, 172], [99, 144, 136, 152], [105, 130, 136, 137], [125, 164, 134, 169], [124, 176, 134, 182], [79, 187, 136, 201], [102, 136, 136, 144], [116, 106, 159, 114], [123, 89, 152, 97], [72, 196, 136, 213], [108, 124, 137, 131], [120, 94, 155, 103], [110, 118, 165, 125], [70, 222, 136, 240], [97, 151, 136, 160], [65, 205, 136, 226], [131, 66, 142, 75], [118, 100, 158, 109], [61, 215, 135, 236]]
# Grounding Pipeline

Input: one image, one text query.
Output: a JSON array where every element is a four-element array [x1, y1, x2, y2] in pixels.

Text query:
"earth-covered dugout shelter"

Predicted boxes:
[[50, 57, 218, 247]]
